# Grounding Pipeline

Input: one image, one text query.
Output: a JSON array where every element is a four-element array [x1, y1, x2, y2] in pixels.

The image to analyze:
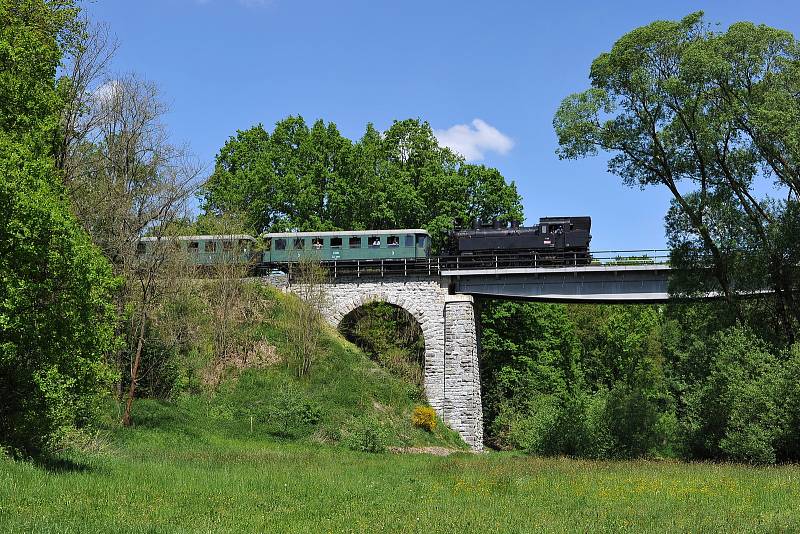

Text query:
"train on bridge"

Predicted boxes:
[[136, 216, 592, 272]]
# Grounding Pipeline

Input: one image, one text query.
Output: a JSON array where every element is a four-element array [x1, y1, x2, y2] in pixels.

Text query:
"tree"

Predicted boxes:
[[554, 12, 800, 343], [0, 0, 118, 456], [57, 68, 201, 425], [479, 301, 583, 448], [201, 117, 523, 251], [285, 258, 329, 378]]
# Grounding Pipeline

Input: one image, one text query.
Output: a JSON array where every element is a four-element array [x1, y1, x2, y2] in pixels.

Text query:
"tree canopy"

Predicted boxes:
[[201, 116, 523, 250], [554, 11, 800, 343], [0, 0, 118, 456]]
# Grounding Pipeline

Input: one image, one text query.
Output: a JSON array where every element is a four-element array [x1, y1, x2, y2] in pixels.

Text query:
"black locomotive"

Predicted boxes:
[[446, 216, 592, 265]]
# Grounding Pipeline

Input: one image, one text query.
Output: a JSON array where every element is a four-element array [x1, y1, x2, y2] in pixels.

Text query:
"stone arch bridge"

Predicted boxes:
[[284, 259, 672, 451]]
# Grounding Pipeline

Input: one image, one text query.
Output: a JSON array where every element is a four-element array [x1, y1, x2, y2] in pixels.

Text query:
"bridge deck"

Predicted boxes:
[[446, 264, 672, 303]]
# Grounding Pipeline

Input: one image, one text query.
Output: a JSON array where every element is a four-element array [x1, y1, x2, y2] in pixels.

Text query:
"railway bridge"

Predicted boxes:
[[284, 251, 672, 451]]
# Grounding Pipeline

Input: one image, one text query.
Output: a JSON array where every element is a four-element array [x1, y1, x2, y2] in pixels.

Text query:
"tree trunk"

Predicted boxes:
[[121, 307, 147, 426]]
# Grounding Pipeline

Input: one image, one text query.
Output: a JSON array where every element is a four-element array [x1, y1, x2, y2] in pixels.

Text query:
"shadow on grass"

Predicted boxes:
[[32, 454, 94, 474]]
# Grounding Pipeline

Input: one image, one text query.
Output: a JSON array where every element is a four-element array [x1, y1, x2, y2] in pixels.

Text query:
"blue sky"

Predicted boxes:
[[84, 0, 799, 250]]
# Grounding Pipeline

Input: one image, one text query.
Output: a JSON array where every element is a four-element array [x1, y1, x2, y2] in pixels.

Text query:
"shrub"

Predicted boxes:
[[604, 384, 664, 458], [343, 415, 387, 453], [682, 326, 782, 464], [411, 406, 437, 431], [776, 344, 800, 461], [267, 386, 322, 438]]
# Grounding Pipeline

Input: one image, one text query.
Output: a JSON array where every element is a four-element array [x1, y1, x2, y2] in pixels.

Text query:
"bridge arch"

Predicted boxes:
[[333, 292, 435, 348], [290, 276, 483, 451]]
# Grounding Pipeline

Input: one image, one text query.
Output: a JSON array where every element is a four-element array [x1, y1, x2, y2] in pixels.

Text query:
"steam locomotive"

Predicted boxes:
[[446, 216, 592, 264]]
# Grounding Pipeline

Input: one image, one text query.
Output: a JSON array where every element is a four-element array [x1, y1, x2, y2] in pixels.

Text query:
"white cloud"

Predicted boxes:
[[92, 79, 122, 105], [434, 119, 514, 162]]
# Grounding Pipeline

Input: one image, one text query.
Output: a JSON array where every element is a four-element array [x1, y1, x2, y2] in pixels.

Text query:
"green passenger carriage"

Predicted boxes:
[[137, 235, 257, 266], [262, 229, 431, 264]]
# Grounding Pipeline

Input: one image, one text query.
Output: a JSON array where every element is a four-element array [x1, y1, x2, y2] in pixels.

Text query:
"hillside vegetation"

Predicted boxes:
[[123, 284, 464, 453]]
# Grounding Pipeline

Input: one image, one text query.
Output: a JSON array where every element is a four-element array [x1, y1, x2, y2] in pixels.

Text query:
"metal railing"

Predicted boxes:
[[261, 249, 673, 280]]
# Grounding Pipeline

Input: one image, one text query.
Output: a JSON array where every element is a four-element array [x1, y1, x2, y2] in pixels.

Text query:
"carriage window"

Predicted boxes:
[[293, 238, 305, 250], [204, 241, 216, 253], [349, 236, 362, 248], [223, 240, 233, 252], [238, 239, 250, 253], [416, 235, 427, 248], [188, 241, 199, 253], [368, 235, 380, 248], [312, 237, 323, 250], [136, 242, 146, 255], [387, 235, 400, 247], [275, 238, 286, 250], [405, 235, 414, 247], [330, 237, 342, 249]]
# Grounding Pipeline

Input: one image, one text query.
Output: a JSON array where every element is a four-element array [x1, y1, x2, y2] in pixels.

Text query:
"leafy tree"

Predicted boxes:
[[0, 0, 118, 456], [479, 301, 582, 448], [201, 117, 522, 251], [554, 11, 800, 343]]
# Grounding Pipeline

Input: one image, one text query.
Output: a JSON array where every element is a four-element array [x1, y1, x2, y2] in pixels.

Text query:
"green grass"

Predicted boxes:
[[2, 430, 799, 533]]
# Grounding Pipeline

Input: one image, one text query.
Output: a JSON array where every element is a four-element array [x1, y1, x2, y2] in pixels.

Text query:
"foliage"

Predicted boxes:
[[554, 11, 800, 344], [339, 302, 425, 392], [481, 302, 679, 459], [480, 300, 582, 443], [343, 414, 388, 453], [201, 117, 523, 251], [411, 406, 437, 432], [681, 326, 784, 464], [0, 0, 118, 457]]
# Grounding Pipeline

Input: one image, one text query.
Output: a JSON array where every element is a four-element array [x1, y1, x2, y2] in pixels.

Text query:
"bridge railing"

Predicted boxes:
[[268, 249, 672, 280], [588, 249, 672, 266]]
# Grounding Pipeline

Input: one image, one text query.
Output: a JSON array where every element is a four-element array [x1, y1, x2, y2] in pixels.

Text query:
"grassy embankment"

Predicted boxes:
[[2, 286, 799, 532]]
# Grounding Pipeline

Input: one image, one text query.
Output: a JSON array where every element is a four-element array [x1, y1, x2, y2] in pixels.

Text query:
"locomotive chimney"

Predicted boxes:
[[511, 220, 520, 228], [493, 219, 501, 229], [473, 218, 481, 230]]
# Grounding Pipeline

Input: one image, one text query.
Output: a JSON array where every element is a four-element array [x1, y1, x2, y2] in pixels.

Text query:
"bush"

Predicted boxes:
[[682, 326, 782, 464], [263, 386, 321, 438], [343, 415, 387, 453], [491, 392, 585, 456], [0, 143, 119, 457], [775, 344, 800, 461], [604, 384, 664, 458], [411, 406, 437, 431]]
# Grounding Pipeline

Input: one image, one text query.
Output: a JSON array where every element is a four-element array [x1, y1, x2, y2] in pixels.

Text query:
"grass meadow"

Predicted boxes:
[[2, 425, 799, 533]]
